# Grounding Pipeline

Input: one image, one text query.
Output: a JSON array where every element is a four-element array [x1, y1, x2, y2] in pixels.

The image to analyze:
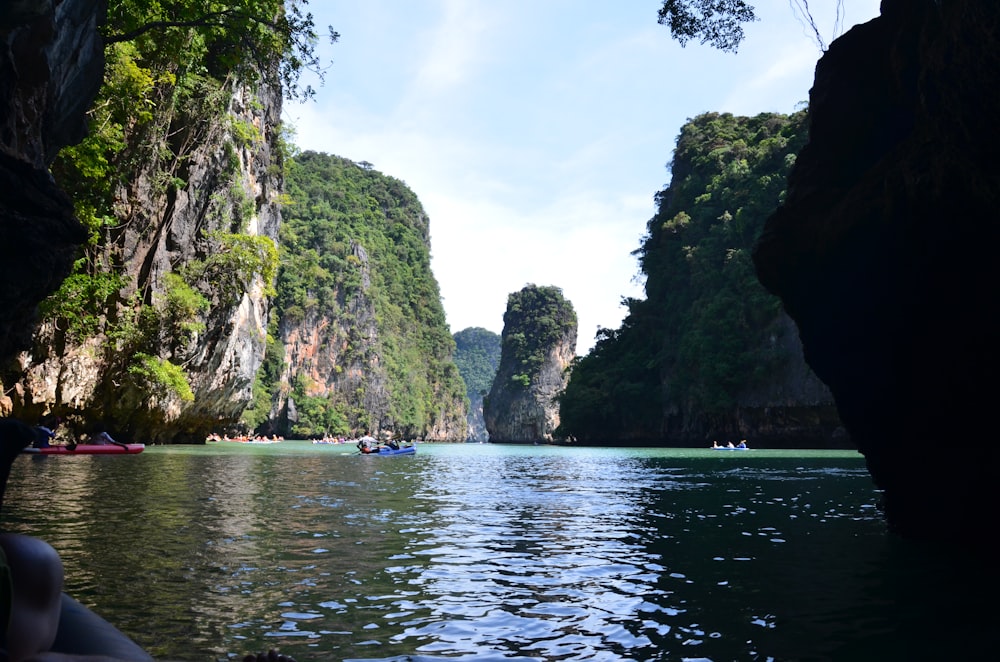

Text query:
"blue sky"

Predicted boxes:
[[287, 1, 881, 354]]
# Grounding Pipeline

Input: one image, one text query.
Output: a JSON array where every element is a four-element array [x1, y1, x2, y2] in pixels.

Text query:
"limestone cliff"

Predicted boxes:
[[485, 285, 576, 443], [0, 0, 102, 384], [253, 152, 467, 441], [557, 111, 842, 447], [753, 0, 1000, 543], [1, 10, 283, 442]]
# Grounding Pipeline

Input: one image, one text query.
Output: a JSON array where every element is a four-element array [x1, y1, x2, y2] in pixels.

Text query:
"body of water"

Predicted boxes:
[[3, 442, 997, 661]]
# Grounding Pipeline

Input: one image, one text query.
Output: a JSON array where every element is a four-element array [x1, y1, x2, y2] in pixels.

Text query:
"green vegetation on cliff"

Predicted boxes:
[[453, 327, 501, 441], [484, 285, 577, 443], [558, 111, 809, 442], [256, 151, 466, 438], [498, 285, 576, 389], [453, 327, 501, 402], [28, 0, 319, 437]]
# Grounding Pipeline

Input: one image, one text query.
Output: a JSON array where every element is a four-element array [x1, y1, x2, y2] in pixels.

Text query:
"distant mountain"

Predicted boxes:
[[453, 327, 501, 441]]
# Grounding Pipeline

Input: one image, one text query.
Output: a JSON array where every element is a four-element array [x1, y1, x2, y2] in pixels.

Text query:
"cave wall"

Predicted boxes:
[[753, 0, 1000, 543]]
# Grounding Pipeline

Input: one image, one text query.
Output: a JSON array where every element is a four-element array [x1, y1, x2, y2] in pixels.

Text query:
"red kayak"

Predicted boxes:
[[23, 444, 145, 455]]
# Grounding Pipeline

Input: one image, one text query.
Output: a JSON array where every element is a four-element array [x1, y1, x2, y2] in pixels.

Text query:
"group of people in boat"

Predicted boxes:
[[205, 433, 284, 443], [312, 435, 348, 444], [711, 439, 749, 449], [30, 416, 127, 450], [356, 435, 412, 453]]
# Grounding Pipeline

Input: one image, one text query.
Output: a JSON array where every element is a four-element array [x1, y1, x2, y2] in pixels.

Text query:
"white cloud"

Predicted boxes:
[[408, 1, 497, 95]]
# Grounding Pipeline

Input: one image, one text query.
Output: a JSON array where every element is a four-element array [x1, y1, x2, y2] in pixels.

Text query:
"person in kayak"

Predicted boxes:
[[30, 416, 62, 449], [243, 650, 298, 662], [87, 429, 128, 449]]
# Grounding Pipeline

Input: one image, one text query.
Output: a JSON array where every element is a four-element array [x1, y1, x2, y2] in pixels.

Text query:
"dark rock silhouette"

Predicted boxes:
[[754, 0, 1000, 545], [0, 418, 35, 511], [0, 0, 103, 362]]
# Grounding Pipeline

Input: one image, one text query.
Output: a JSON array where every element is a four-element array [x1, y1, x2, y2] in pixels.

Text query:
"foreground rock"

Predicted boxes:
[[754, 0, 1000, 545]]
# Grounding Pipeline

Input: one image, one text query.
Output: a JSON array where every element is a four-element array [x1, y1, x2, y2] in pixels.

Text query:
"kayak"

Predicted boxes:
[[23, 444, 145, 455], [360, 445, 416, 456]]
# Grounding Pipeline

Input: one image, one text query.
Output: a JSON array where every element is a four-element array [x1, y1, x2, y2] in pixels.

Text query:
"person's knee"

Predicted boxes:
[[0, 534, 64, 608]]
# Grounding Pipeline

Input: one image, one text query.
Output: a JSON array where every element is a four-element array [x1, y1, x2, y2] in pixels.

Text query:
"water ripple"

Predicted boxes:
[[4, 445, 946, 661]]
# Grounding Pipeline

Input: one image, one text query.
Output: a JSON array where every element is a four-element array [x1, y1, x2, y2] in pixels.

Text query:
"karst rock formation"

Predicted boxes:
[[754, 0, 1000, 545]]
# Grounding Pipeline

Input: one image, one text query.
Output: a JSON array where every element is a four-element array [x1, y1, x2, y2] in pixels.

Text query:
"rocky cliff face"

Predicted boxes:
[[730, 313, 844, 447], [485, 285, 576, 443], [272, 248, 467, 442], [589, 312, 843, 448], [452, 327, 501, 442], [486, 339, 576, 443], [5, 65, 282, 442], [754, 0, 1000, 544], [0, 0, 102, 380], [264, 153, 467, 442]]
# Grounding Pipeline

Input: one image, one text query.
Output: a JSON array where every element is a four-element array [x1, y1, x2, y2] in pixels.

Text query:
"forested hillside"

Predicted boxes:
[[558, 111, 842, 446], [245, 152, 467, 440], [453, 327, 501, 441]]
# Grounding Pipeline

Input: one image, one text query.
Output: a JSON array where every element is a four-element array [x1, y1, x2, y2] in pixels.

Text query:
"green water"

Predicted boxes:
[[3, 442, 998, 661]]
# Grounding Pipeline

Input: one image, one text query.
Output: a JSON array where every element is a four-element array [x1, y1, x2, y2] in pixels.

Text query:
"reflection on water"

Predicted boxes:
[[3, 443, 999, 661]]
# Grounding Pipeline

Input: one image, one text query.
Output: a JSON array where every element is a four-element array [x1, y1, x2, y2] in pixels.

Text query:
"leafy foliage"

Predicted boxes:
[[185, 231, 279, 304], [657, 0, 757, 52], [499, 285, 576, 388], [103, 0, 333, 102], [162, 272, 209, 341], [38, 260, 127, 342], [128, 353, 195, 402], [453, 327, 501, 401], [558, 111, 809, 441]]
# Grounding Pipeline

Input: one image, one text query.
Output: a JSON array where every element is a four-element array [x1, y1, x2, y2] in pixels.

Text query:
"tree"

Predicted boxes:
[[657, 0, 757, 52], [658, 0, 844, 52], [102, 0, 338, 101]]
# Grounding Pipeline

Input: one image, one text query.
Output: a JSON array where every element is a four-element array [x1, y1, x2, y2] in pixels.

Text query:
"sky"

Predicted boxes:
[[286, 1, 882, 354]]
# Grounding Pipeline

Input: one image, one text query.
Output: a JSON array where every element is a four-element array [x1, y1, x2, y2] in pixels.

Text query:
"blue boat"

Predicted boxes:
[[360, 444, 416, 456]]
